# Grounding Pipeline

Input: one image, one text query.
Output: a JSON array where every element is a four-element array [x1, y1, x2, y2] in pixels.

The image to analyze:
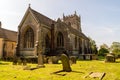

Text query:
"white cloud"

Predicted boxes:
[[82, 24, 120, 48], [103, 27, 114, 33]]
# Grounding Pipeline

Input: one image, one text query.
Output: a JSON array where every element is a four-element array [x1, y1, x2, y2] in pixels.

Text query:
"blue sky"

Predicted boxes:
[[0, 0, 120, 47]]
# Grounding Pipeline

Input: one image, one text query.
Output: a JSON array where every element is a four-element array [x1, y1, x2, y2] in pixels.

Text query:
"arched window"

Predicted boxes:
[[57, 32, 64, 47], [24, 27, 34, 48]]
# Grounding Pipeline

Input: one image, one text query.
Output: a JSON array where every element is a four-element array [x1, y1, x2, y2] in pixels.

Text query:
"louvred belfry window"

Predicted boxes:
[[24, 27, 34, 48]]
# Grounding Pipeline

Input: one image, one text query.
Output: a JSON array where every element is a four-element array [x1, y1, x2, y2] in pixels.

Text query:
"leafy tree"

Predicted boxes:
[[98, 44, 109, 56], [110, 42, 120, 56], [100, 43, 109, 50], [98, 47, 109, 56], [88, 37, 98, 54]]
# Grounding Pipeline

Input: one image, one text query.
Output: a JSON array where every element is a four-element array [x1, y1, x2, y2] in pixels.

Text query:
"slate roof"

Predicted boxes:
[[0, 28, 17, 42], [68, 26, 88, 39], [31, 8, 55, 26]]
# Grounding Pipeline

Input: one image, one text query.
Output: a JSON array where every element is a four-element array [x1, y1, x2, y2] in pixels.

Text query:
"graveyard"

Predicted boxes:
[[0, 57, 120, 80]]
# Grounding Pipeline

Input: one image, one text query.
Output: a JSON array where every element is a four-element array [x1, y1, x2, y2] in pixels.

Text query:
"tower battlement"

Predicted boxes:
[[63, 11, 82, 32]]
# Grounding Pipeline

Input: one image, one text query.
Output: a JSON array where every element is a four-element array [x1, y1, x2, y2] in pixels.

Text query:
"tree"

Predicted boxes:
[[98, 44, 109, 56], [88, 37, 98, 54], [110, 42, 120, 56], [100, 43, 109, 50], [98, 48, 109, 56]]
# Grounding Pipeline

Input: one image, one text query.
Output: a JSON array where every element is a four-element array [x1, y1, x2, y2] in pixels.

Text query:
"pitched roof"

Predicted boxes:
[[68, 26, 89, 40], [30, 8, 55, 26], [0, 28, 17, 42]]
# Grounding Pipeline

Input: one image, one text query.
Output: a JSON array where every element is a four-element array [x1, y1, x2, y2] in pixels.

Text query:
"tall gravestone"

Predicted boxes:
[[35, 41, 45, 68], [61, 54, 72, 72], [37, 50, 45, 68]]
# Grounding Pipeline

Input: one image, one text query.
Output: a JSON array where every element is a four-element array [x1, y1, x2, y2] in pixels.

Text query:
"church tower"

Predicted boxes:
[[63, 11, 82, 32]]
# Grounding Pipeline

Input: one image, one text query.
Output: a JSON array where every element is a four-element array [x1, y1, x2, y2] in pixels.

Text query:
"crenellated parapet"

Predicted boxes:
[[62, 11, 82, 32]]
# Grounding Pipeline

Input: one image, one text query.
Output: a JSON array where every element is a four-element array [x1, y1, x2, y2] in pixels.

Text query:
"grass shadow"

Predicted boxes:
[[0, 62, 9, 65], [51, 70, 84, 76]]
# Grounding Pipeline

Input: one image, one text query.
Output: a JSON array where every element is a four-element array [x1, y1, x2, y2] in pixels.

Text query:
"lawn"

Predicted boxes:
[[0, 59, 120, 80]]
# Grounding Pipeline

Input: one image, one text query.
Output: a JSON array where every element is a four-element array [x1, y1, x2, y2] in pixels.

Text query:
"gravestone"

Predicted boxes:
[[43, 56, 48, 63], [18, 58, 22, 65], [13, 56, 18, 65], [23, 65, 31, 70], [23, 59, 27, 66], [70, 56, 77, 64], [105, 54, 115, 62], [48, 56, 59, 64], [37, 51, 45, 68], [61, 54, 72, 72], [84, 72, 106, 80]]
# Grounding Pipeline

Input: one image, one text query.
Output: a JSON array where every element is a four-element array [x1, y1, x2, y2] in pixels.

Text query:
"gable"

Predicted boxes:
[[20, 12, 38, 28]]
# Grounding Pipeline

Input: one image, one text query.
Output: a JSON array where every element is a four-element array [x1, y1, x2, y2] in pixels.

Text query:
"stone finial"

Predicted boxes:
[[63, 13, 65, 18], [57, 18, 61, 22], [75, 11, 77, 15], [29, 3, 31, 8]]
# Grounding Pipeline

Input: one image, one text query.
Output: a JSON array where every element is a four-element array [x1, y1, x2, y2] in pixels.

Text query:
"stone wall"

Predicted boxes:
[[3, 41, 16, 58], [0, 38, 3, 58]]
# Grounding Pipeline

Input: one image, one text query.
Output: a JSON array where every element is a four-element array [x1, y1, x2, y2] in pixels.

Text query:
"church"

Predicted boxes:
[[16, 6, 93, 60], [0, 22, 17, 59]]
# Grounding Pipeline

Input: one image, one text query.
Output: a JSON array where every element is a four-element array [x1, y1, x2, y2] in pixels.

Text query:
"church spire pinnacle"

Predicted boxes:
[[74, 11, 77, 15], [29, 3, 31, 8]]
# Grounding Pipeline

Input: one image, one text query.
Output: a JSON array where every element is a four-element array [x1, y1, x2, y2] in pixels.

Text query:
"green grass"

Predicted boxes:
[[0, 59, 120, 80]]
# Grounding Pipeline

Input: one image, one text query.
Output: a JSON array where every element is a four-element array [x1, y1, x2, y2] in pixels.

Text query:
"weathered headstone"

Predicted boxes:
[[84, 72, 106, 80], [52, 56, 59, 64], [23, 59, 27, 66], [61, 54, 72, 72], [105, 54, 115, 62], [70, 56, 77, 64], [43, 56, 48, 63], [23, 65, 31, 70], [48, 57, 53, 64], [12, 56, 18, 65], [37, 51, 45, 68], [48, 56, 59, 64], [18, 58, 22, 65]]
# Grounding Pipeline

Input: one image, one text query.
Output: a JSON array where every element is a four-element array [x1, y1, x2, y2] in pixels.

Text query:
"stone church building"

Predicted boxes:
[[16, 6, 93, 59], [0, 22, 17, 59]]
